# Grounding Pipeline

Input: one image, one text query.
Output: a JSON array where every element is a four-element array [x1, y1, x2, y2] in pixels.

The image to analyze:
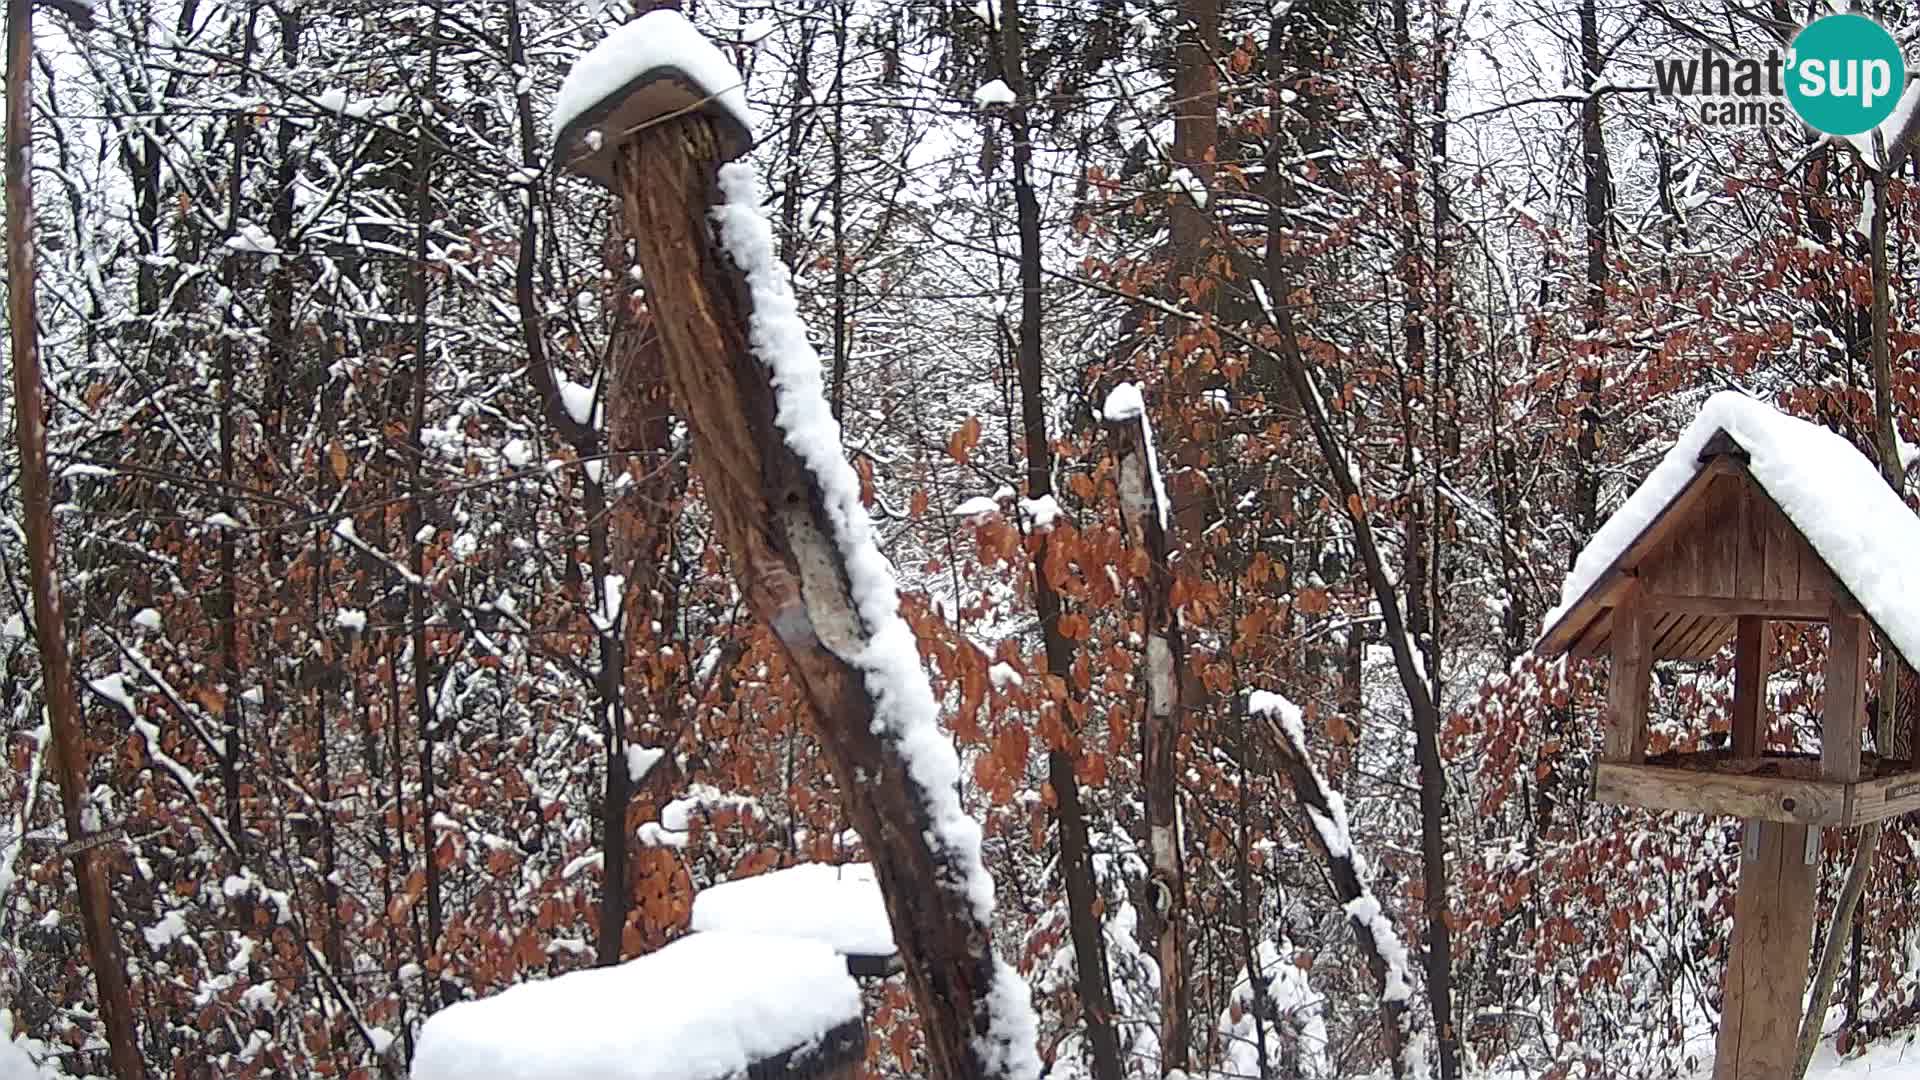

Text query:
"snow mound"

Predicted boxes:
[[410, 932, 861, 1080], [1542, 391, 1920, 671], [552, 10, 755, 151], [690, 862, 895, 960], [973, 79, 1016, 108], [0, 1013, 45, 1080]]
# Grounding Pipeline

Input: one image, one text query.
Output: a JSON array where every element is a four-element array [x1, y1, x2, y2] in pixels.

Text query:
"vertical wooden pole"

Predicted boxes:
[[1732, 616, 1769, 759], [1824, 602, 1866, 784], [1714, 820, 1816, 1080], [1605, 579, 1652, 763], [1719, 603, 1863, 1077]]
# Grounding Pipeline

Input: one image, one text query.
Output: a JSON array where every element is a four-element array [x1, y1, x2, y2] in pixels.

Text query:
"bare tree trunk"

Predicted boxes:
[[608, 114, 1035, 1080], [5, 3, 146, 1073], [1106, 401, 1191, 1076], [995, 3, 1124, 1076], [408, 0, 447, 1004], [1573, 0, 1610, 543]]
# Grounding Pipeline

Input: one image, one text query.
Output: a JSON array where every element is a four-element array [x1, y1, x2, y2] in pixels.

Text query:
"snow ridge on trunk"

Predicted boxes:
[[710, 161, 1041, 1080]]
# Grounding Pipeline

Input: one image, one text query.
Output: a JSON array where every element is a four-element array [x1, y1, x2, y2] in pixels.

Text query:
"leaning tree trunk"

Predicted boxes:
[[609, 112, 1036, 1080]]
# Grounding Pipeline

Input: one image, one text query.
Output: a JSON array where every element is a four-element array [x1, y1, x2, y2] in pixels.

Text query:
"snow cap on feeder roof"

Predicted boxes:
[[552, 9, 757, 189], [409, 931, 861, 1080], [1537, 390, 1920, 672]]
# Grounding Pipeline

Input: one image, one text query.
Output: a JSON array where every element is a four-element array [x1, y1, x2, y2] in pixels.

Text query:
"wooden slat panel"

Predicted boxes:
[[1763, 503, 1800, 602], [1703, 473, 1741, 599], [1714, 820, 1816, 1080], [1653, 612, 1701, 658], [1735, 478, 1768, 600], [1679, 616, 1734, 661], [1593, 762, 1846, 825]]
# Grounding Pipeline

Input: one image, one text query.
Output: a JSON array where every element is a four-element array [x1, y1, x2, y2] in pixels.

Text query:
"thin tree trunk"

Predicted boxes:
[[408, 0, 447, 1005], [993, 3, 1124, 1077], [5, 2, 146, 1073]]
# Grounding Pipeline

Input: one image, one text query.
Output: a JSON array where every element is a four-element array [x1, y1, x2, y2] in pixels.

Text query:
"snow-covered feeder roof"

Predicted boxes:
[[409, 932, 863, 1080], [689, 863, 898, 976], [1537, 391, 1920, 671], [552, 10, 756, 189]]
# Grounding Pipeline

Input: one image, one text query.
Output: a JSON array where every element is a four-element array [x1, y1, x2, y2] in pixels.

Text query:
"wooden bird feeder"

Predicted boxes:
[[1537, 394, 1920, 1079]]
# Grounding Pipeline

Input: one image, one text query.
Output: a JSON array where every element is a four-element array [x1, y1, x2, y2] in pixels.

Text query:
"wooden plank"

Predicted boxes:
[[1732, 617, 1770, 759], [1735, 479, 1768, 600], [1762, 504, 1799, 602], [1703, 473, 1742, 599], [1605, 580, 1653, 763], [1640, 594, 1829, 620], [1824, 602, 1866, 784], [1713, 820, 1816, 1080], [1593, 763, 1847, 825], [1846, 770, 1920, 826]]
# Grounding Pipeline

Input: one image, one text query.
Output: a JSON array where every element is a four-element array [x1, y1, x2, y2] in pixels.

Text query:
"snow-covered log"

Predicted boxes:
[[554, 18, 1039, 1080], [1246, 691, 1427, 1079]]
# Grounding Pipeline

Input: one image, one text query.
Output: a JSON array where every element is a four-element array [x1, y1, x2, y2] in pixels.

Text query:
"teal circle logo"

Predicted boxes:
[[1786, 14, 1905, 136]]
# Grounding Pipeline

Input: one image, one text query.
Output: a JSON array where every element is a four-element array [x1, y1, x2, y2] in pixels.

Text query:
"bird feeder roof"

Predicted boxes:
[[552, 10, 756, 188], [1537, 392, 1920, 670]]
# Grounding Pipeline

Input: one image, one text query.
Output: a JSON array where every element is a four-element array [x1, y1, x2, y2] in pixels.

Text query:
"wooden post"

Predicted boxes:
[[1731, 616, 1769, 759], [1714, 820, 1816, 1080], [1716, 602, 1862, 1078], [599, 113, 1030, 1079], [1824, 601, 1866, 784], [1604, 579, 1652, 762]]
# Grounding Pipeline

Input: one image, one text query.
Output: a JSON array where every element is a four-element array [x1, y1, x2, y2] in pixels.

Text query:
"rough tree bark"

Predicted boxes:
[[609, 113, 1034, 1080], [1104, 396, 1190, 1075], [1249, 696, 1416, 1073], [6, 1, 146, 1074]]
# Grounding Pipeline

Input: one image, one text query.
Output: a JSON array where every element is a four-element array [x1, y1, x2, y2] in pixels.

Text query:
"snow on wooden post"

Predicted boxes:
[[551, 14, 1039, 1080], [1535, 392, 1920, 1080], [410, 932, 866, 1080], [1100, 381, 1191, 1065]]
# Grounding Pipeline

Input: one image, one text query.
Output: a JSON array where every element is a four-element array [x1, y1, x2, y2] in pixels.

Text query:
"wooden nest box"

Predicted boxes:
[[1536, 393, 1920, 1078], [551, 9, 756, 190]]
